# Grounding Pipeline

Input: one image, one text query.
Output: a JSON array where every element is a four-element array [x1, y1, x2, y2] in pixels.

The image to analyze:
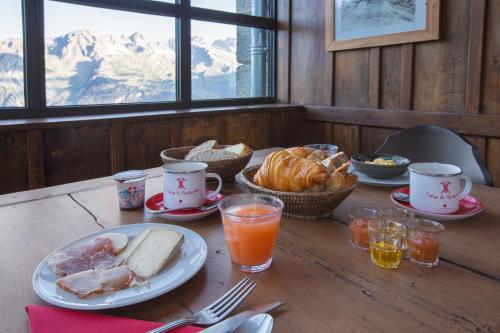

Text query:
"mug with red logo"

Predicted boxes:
[[409, 163, 472, 214], [162, 162, 222, 210]]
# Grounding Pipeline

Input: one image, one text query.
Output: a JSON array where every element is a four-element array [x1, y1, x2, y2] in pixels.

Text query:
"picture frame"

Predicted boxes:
[[325, 0, 440, 51]]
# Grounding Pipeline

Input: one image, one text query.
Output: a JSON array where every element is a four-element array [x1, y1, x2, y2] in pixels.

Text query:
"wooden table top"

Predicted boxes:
[[1, 148, 499, 333]]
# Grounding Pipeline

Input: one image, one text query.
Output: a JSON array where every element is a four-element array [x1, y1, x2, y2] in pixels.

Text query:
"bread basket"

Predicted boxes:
[[241, 164, 357, 220], [160, 146, 253, 182]]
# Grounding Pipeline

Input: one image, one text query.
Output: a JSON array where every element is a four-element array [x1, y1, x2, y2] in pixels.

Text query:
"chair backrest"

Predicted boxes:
[[375, 125, 493, 186]]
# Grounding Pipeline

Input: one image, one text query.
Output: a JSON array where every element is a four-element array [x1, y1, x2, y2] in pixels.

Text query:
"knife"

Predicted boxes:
[[200, 301, 285, 333]]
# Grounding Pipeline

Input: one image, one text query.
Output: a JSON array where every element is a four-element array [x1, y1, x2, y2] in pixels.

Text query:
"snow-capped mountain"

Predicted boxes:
[[0, 30, 240, 107]]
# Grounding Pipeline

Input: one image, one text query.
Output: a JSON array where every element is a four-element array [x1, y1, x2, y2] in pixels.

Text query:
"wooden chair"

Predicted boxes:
[[375, 125, 493, 186]]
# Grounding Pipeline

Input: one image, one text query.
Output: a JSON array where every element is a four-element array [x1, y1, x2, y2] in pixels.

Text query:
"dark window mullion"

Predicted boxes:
[[49, 0, 182, 17], [188, 7, 276, 30], [24, 0, 46, 114], [178, 0, 191, 104]]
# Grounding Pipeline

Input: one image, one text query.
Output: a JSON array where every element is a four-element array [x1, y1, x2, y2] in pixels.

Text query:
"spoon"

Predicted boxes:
[[148, 200, 220, 214], [233, 314, 274, 333], [392, 191, 410, 203]]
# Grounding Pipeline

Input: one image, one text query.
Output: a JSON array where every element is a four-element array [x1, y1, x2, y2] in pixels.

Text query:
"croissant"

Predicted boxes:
[[254, 150, 330, 192]]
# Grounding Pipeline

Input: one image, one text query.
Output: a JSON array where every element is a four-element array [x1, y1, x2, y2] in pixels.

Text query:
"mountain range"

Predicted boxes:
[[0, 30, 240, 107]]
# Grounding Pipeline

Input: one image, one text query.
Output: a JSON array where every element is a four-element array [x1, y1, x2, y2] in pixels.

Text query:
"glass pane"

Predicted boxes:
[[191, 21, 271, 100], [0, 0, 25, 107], [44, 1, 176, 106], [191, 0, 271, 18]]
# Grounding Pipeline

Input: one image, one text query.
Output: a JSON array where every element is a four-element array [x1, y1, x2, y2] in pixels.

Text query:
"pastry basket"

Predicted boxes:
[[241, 164, 357, 220]]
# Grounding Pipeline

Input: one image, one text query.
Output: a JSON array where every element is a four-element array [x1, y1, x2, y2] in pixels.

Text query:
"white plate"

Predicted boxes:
[[348, 166, 410, 187], [33, 223, 207, 310]]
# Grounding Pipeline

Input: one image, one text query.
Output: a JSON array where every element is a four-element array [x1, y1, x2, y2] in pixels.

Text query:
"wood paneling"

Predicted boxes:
[[290, 0, 332, 105], [331, 124, 360, 157], [124, 120, 171, 170], [304, 106, 500, 138], [413, 0, 470, 113], [0, 107, 300, 195], [334, 49, 371, 107], [481, 0, 500, 114], [26, 130, 45, 189], [380, 46, 402, 109], [225, 112, 271, 149], [171, 115, 225, 147], [110, 124, 125, 174], [43, 126, 111, 186], [0, 131, 28, 193], [487, 139, 500, 186], [360, 127, 398, 154], [465, 0, 486, 114]]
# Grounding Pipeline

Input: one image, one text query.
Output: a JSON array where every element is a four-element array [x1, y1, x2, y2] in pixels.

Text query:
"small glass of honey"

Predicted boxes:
[[377, 207, 414, 258], [406, 218, 445, 267], [368, 217, 406, 269], [347, 207, 378, 251]]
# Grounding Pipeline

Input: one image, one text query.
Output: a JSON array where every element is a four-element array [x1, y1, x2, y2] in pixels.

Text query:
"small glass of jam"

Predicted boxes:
[[347, 207, 378, 251], [406, 218, 445, 267]]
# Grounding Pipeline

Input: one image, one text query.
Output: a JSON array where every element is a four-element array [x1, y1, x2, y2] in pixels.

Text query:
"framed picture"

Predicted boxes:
[[326, 0, 440, 51]]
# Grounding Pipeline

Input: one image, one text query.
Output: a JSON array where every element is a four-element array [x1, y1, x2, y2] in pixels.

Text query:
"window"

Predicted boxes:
[[0, 0, 25, 107], [191, 21, 271, 99], [44, 1, 176, 106], [0, 0, 276, 117]]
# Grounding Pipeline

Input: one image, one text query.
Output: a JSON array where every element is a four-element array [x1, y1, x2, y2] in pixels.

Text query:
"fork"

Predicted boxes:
[[147, 277, 256, 333]]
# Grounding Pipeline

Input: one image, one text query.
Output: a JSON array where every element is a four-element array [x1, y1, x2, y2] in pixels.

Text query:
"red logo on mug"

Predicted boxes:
[[440, 181, 451, 194], [176, 177, 187, 190]]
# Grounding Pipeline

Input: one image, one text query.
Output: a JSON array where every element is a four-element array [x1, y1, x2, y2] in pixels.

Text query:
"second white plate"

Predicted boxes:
[[348, 166, 410, 187], [33, 223, 207, 310]]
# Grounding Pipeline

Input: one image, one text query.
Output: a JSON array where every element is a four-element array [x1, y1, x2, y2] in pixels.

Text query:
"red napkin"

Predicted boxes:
[[26, 304, 203, 333]]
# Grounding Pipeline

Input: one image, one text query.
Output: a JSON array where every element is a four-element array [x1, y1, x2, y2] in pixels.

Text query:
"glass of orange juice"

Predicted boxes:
[[218, 194, 284, 273]]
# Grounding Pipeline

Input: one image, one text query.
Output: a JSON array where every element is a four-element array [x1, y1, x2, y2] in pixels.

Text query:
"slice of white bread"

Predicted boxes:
[[224, 143, 251, 157], [186, 149, 239, 161], [99, 233, 128, 254], [127, 228, 184, 278], [185, 140, 217, 160]]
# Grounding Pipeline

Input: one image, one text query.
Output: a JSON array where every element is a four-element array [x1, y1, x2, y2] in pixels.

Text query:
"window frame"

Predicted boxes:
[[0, 0, 277, 119]]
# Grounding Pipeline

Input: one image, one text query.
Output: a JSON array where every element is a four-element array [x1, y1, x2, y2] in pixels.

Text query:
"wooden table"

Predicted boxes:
[[1, 148, 499, 333]]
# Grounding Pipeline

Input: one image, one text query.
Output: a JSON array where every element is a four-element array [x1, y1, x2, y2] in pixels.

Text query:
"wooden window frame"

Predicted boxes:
[[0, 0, 277, 119]]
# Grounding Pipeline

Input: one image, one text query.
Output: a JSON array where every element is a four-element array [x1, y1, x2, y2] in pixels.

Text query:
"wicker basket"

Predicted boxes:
[[160, 146, 253, 182], [241, 164, 357, 220]]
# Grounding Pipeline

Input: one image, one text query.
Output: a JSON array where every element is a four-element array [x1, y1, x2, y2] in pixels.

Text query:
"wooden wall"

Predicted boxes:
[[0, 107, 301, 195], [284, 0, 500, 186]]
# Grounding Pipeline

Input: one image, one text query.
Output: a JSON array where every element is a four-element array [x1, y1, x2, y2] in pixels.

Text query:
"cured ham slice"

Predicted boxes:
[[56, 266, 133, 298], [49, 235, 126, 277], [90, 251, 123, 271], [56, 270, 102, 298]]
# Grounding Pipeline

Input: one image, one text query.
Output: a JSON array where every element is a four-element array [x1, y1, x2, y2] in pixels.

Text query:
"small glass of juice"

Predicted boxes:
[[407, 218, 445, 267], [347, 207, 378, 251], [368, 217, 406, 269], [218, 194, 284, 273]]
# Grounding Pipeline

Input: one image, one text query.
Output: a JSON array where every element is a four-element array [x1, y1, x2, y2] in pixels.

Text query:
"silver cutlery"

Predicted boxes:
[[148, 200, 220, 214], [146, 277, 256, 333], [232, 314, 274, 333], [200, 301, 284, 333], [392, 191, 410, 202]]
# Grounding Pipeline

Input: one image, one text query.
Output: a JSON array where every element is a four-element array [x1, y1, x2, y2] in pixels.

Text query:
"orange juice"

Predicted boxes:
[[221, 204, 281, 266]]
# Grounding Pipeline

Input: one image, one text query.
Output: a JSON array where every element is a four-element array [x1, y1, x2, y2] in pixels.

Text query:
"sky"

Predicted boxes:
[[0, 0, 238, 43]]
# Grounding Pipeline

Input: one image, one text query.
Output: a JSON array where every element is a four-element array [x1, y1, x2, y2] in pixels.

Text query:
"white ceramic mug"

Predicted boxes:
[[162, 162, 222, 210], [409, 163, 472, 214]]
